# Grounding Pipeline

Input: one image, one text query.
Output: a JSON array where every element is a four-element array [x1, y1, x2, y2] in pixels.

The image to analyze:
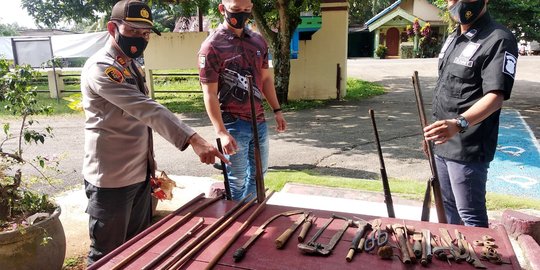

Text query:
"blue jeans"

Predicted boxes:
[[435, 155, 489, 227], [225, 118, 269, 201]]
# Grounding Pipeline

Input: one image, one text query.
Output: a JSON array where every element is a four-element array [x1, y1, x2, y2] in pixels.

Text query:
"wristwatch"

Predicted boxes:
[[455, 115, 469, 133]]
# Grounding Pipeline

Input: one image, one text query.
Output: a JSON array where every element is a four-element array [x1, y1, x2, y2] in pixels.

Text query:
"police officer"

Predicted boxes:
[[424, 0, 518, 227], [81, 0, 228, 265]]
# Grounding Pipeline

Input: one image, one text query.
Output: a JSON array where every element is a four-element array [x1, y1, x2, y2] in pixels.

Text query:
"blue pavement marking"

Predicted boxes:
[[487, 109, 540, 199]]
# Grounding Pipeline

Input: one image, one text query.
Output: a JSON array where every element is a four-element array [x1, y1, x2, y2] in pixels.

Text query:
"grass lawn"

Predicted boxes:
[[264, 170, 540, 211]]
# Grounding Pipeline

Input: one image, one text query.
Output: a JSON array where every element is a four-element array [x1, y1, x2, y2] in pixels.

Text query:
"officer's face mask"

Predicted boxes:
[[449, 0, 485, 25], [224, 9, 251, 29], [114, 25, 148, 59]]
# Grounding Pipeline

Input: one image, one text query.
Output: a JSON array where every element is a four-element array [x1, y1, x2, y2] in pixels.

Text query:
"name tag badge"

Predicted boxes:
[[453, 57, 473, 67]]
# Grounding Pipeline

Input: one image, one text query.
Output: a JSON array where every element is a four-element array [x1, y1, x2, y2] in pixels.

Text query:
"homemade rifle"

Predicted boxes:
[[111, 195, 220, 270], [247, 75, 266, 203], [141, 218, 205, 270], [158, 195, 253, 270], [412, 71, 447, 223], [167, 195, 258, 270], [216, 138, 232, 200], [369, 109, 395, 218], [233, 209, 305, 262], [204, 190, 275, 270]]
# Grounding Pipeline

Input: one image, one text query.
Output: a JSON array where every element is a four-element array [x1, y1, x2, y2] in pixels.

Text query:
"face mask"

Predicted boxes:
[[449, 0, 485, 24], [115, 27, 148, 59], [224, 9, 251, 29]]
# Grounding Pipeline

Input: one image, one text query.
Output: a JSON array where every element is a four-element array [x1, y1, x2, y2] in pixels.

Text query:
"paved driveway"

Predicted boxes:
[[7, 57, 538, 196]]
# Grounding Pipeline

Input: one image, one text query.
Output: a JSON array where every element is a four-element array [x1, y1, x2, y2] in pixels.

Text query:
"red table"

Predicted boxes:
[[91, 196, 520, 270]]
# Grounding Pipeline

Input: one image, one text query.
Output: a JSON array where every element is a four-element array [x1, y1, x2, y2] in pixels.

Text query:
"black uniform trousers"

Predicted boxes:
[[84, 177, 152, 266]]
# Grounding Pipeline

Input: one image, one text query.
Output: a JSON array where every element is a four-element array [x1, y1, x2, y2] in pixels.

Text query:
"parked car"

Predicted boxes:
[[528, 41, 540, 55]]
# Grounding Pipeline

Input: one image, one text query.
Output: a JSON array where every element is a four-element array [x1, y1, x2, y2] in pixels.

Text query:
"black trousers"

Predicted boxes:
[[84, 178, 152, 266]]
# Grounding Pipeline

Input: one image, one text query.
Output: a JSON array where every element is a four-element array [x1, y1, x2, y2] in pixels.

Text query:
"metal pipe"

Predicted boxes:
[[158, 195, 252, 270], [141, 218, 205, 270], [216, 138, 232, 200], [110, 196, 221, 270], [167, 194, 260, 269], [369, 109, 396, 218], [204, 190, 275, 269]]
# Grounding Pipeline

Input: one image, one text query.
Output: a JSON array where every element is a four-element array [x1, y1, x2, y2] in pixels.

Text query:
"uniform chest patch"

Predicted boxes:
[[502, 51, 517, 78], [460, 42, 480, 59], [199, 55, 206, 68], [105, 66, 125, 83], [116, 56, 126, 66]]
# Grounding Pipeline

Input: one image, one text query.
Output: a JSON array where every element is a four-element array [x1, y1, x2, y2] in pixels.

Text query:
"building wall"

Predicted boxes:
[[288, 0, 349, 100], [144, 32, 208, 70], [143, 4, 349, 101], [143, 32, 208, 96], [412, 0, 444, 21]]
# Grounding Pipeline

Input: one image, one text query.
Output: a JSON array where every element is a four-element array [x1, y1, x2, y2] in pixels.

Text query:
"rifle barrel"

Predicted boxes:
[[216, 138, 232, 200], [369, 109, 395, 218], [247, 75, 266, 203], [412, 71, 447, 224]]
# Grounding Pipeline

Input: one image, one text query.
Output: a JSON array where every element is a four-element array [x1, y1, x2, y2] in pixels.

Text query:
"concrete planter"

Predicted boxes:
[[0, 207, 66, 270]]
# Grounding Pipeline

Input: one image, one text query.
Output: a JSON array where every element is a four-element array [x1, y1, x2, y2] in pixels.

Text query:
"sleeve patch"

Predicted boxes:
[[502, 51, 517, 78], [199, 55, 206, 68], [105, 66, 125, 83]]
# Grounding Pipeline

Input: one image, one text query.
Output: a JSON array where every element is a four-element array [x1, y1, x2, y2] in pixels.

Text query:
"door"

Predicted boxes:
[[386, 27, 400, 56]]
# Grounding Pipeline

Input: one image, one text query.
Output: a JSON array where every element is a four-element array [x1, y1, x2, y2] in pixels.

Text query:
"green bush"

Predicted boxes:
[[375, 45, 388, 59]]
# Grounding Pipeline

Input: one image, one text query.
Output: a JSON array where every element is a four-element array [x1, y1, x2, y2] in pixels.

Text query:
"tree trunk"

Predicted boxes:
[[273, 0, 293, 104], [0, 197, 10, 221], [272, 40, 291, 104], [252, 0, 303, 104]]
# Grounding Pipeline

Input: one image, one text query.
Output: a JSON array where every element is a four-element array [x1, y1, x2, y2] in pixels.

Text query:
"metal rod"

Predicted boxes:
[[141, 218, 205, 270], [368, 109, 396, 218], [204, 190, 275, 269], [247, 75, 266, 203], [216, 138, 232, 200], [110, 196, 221, 270], [412, 71, 447, 224], [168, 195, 259, 269], [158, 195, 252, 270], [336, 63, 342, 100]]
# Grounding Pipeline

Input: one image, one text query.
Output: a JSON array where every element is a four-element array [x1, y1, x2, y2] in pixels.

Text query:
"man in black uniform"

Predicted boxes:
[[423, 0, 518, 227]]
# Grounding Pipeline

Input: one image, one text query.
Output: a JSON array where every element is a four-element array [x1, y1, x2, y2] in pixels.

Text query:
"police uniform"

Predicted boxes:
[[81, 43, 195, 264], [432, 12, 518, 226]]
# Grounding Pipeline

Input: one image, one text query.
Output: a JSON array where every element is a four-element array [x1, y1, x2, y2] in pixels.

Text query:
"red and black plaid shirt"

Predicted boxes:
[[198, 24, 269, 122]]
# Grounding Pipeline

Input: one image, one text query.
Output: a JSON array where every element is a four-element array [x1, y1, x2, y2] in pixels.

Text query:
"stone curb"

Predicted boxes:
[[502, 209, 540, 241], [502, 209, 540, 270], [516, 235, 540, 270]]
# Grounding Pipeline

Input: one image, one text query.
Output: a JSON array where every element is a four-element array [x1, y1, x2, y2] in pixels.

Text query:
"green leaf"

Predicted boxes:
[[2, 123, 9, 135]]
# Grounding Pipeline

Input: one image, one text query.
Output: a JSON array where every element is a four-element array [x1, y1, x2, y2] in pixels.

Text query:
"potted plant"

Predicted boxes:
[[0, 58, 66, 269], [375, 45, 388, 59]]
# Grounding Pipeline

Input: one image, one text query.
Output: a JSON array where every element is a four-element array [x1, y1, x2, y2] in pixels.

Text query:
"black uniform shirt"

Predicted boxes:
[[432, 13, 518, 163]]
